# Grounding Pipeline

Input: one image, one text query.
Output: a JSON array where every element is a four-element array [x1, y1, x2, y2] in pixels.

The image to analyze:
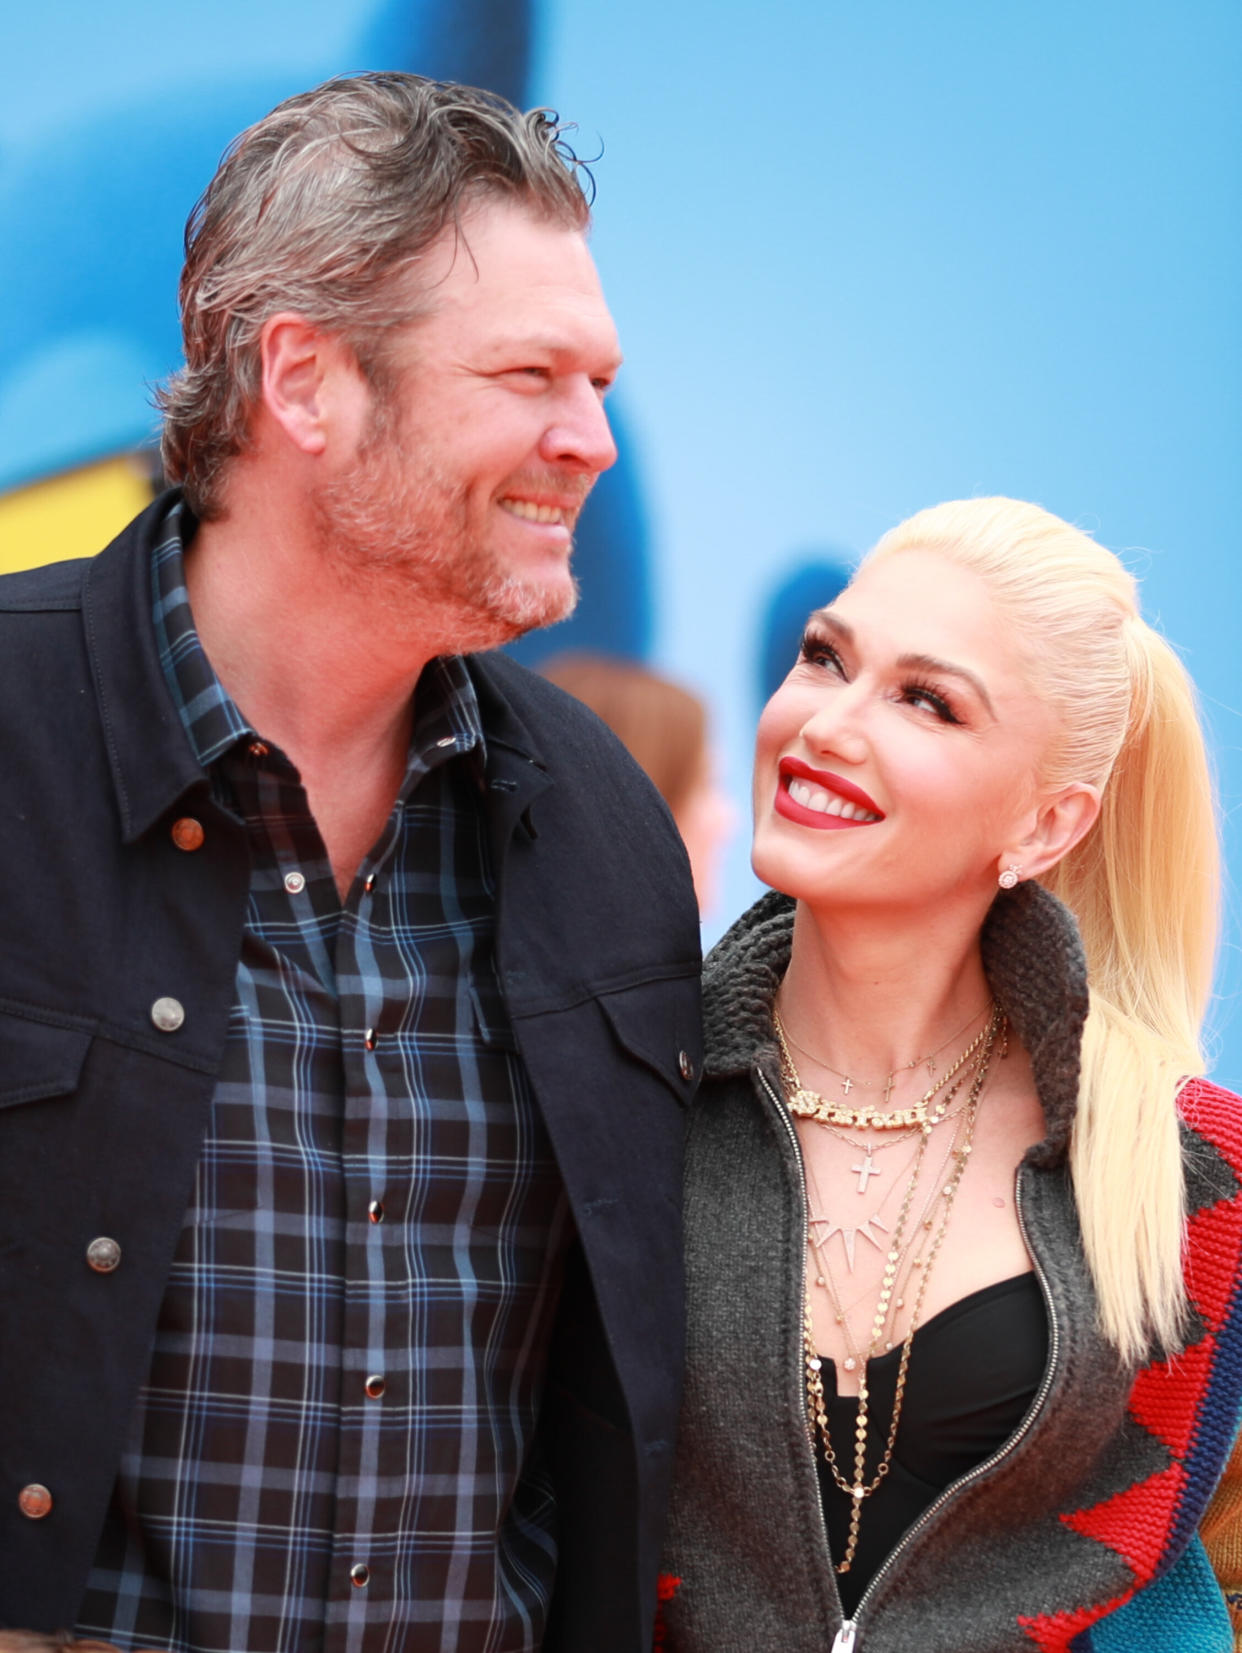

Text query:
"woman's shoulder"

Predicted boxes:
[[700, 891, 794, 1080], [1178, 1074, 1242, 1155]]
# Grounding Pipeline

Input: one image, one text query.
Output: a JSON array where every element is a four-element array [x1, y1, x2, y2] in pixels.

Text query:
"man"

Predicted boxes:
[[0, 74, 701, 1652]]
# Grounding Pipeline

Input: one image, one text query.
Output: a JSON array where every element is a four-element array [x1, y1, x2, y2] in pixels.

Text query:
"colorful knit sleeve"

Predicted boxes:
[[1201, 1420, 1242, 1648]]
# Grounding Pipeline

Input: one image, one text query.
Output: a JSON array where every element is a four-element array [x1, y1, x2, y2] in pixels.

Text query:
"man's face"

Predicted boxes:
[[313, 198, 622, 650]]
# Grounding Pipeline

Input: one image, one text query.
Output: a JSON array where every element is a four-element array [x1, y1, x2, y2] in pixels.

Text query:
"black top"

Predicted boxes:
[[815, 1271, 1049, 1617]]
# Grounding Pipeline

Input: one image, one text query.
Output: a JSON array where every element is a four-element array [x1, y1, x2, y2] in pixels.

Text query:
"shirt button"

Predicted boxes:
[[284, 870, 306, 894], [436, 736, 456, 749], [350, 1562, 370, 1588], [363, 873, 376, 894], [170, 817, 205, 852], [248, 739, 269, 758], [364, 1374, 386, 1399], [364, 1028, 377, 1051], [18, 1484, 52, 1520], [151, 997, 185, 1033], [678, 1049, 696, 1082], [86, 1236, 122, 1273], [368, 1200, 385, 1224]]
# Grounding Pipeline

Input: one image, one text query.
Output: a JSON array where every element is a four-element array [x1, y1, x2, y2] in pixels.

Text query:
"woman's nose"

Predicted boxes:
[[799, 684, 869, 762]]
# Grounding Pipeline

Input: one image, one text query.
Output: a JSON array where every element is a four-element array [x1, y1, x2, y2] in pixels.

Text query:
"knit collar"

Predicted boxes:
[[701, 881, 1089, 1169]]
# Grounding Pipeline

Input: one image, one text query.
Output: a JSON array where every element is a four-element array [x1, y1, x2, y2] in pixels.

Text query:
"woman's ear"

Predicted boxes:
[[1003, 781, 1102, 882]]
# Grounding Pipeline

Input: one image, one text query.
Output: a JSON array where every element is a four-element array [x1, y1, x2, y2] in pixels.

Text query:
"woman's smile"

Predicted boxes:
[[775, 755, 885, 829]]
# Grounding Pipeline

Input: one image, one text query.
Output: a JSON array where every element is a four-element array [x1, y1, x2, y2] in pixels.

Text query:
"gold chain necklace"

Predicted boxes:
[[781, 1001, 990, 1094], [774, 1006, 997, 1130], [797, 1008, 1002, 1575]]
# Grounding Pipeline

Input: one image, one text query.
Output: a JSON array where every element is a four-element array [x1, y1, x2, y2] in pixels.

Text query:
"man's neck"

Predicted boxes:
[[184, 509, 438, 899]]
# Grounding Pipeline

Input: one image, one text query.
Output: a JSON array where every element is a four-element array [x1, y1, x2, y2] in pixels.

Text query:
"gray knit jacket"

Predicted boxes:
[[658, 883, 1241, 1653]]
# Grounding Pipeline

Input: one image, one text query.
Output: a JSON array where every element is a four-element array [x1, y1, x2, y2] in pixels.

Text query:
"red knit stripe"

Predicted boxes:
[[1061, 1461, 1187, 1586], [1018, 1589, 1133, 1651], [1128, 1331, 1217, 1462]]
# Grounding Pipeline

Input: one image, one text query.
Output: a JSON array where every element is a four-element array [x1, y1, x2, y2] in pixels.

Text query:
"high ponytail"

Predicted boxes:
[[867, 500, 1220, 1362]]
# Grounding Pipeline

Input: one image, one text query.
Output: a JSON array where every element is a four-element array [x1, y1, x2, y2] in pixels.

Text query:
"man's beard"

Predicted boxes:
[[311, 413, 582, 653]]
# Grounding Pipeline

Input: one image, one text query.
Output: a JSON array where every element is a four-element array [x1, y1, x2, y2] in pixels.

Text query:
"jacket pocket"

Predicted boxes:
[[596, 975, 702, 1104], [0, 1003, 92, 1109]]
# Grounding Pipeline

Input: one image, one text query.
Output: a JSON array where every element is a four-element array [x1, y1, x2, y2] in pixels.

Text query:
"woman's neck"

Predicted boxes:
[[776, 896, 994, 1086]]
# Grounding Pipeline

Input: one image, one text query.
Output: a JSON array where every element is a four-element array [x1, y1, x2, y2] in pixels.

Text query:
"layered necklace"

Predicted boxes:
[[777, 1002, 1005, 1576], [774, 1006, 995, 1132]]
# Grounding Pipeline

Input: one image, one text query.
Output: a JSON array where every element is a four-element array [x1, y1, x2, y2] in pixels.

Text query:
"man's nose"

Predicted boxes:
[[539, 380, 619, 476]]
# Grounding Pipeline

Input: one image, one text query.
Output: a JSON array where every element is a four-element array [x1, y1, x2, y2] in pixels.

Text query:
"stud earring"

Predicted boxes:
[[998, 865, 1022, 891]]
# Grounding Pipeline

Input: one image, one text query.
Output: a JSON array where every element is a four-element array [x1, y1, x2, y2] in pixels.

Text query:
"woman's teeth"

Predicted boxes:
[[787, 777, 881, 822]]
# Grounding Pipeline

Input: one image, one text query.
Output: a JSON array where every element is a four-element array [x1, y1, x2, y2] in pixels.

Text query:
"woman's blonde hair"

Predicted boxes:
[[867, 498, 1219, 1362]]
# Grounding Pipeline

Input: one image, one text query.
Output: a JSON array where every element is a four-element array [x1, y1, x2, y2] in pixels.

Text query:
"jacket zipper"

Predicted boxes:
[[756, 1070, 844, 1632], [760, 1062, 1062, 1651]]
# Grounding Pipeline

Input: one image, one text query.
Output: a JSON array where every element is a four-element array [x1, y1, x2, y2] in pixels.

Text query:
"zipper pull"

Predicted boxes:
[[831, 1623, 857, 1653]]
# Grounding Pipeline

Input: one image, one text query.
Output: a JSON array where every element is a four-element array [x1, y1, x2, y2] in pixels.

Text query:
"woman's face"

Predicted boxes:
[[751, 548, 1057, 917]]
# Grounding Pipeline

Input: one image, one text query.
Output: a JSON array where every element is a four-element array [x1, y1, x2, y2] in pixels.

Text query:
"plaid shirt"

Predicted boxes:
[[76, 504, 570, 1653]]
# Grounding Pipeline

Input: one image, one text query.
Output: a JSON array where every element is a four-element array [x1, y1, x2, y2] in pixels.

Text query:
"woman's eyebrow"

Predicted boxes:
[[896, 652, 996, 719], [810, 612, 996, 718]]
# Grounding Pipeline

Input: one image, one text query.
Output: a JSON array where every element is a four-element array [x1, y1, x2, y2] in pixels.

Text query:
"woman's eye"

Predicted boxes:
[[799, 631, 844, 672], [903, 683, 959, 723]]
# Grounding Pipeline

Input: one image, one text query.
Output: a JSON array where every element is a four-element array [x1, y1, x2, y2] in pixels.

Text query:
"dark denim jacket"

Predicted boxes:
[[0, 493, 702, 1649]]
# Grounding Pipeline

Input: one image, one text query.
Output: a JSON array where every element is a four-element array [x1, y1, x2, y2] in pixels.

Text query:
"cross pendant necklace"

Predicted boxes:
[[851, 1148, 884, 1195]]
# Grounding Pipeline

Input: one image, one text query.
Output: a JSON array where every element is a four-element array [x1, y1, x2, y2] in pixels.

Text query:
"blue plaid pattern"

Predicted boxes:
[[76, 503, 570, 1653]]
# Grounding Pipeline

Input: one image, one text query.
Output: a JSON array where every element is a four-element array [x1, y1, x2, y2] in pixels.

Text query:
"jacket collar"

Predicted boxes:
[[84, 490, 210, 843], [84, 488, 556, 846], [702, 880, 1089, 1168]]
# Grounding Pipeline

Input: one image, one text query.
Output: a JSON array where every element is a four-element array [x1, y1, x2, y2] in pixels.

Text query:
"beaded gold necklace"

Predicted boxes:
[[796, 1006, 1004, 1575]]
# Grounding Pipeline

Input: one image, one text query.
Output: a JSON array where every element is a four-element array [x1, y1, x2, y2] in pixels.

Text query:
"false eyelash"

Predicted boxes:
[[901, 678, 961, 724], [798, 627, 841, 667]]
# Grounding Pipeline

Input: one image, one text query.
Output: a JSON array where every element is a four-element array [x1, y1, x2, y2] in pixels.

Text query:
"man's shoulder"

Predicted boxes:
[[468, 649, 681, 826], [471, 650, 646, 763], [0, 555, 90, 613]]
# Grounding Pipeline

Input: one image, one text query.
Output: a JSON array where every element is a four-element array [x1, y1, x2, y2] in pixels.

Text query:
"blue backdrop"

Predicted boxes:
[[4, 0, 1239, 1083]]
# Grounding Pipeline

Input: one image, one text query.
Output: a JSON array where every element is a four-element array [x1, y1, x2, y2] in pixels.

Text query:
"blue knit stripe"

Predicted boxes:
[[1083, 1537, 1232, 1652]]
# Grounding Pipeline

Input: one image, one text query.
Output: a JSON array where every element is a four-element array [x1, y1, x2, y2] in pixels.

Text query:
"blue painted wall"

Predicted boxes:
[[537, 0, 1242, 1085], [4, 0, 1239, 1082]]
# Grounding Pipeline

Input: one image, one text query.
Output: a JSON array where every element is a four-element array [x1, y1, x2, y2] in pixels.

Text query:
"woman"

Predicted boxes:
[[659, 499, 1241, 1651]]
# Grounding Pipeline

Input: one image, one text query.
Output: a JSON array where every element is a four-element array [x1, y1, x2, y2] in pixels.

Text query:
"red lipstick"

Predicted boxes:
[[774, 756, 885, 831]]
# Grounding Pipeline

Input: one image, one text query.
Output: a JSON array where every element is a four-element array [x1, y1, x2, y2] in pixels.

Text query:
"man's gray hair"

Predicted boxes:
[[156, 72, 592, 518]]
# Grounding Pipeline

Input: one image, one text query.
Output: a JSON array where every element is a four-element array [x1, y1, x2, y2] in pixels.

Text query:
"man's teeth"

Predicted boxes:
[[787, 777, 880, 822], [500, 498, 568, 524]]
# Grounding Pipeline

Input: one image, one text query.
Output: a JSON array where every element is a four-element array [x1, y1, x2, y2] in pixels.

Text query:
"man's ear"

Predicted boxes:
[[1002, 781, 1102, 882], [258, 312, 364, 456]]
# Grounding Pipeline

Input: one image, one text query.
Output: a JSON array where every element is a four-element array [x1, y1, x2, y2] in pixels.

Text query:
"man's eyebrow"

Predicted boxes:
[[482, 333, 623, 369], [807, 612, 996, 718]]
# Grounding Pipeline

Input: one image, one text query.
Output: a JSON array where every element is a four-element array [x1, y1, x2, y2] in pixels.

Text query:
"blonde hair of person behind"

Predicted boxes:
[[539, 652, 707, 816], [866, 498, 1219, 1364]]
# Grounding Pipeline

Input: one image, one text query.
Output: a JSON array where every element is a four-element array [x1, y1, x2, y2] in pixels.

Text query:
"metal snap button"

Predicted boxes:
[[248, 739, 269, 758], [678, 1049, 695, 1082], [364, 1028, 377, 1051], [18, 1483, 52, 1520], [368, 1200, 385, 1224], [151, 997, 185, 1033], [349, 1562, 370, 1587], [171, 817, 205, 852], [364, 1374, 386, 1398], [86, 1236, 121, 1273], [284, 870, 306, 894]]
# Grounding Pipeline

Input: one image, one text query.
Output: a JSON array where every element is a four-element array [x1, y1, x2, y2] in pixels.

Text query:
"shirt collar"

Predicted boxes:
[[151, 498, 487, 781]]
